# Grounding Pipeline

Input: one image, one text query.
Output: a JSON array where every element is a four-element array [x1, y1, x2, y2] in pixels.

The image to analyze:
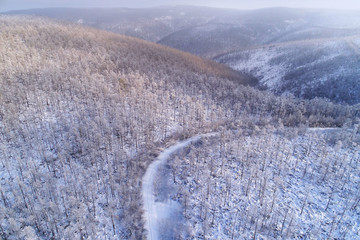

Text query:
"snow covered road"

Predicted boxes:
[[141, 134, 214, 240]]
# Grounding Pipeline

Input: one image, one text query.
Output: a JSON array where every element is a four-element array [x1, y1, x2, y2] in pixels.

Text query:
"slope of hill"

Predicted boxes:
[[0, 15, 252, 240], [4, 6, 360, 105], [0, 15, 358, 240], [216, 36, 360, 105], [169, 127, 360, 239]]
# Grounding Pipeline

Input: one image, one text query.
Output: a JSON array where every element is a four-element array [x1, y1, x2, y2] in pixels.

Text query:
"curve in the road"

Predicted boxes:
[[141, 134, 214, 240]]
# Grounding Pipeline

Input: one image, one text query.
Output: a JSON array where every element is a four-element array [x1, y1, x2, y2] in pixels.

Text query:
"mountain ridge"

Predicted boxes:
[[4, 6, 360, 104]]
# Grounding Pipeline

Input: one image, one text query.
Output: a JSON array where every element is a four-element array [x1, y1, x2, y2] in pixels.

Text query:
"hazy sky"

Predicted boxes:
[[1, 0, 360, 12]]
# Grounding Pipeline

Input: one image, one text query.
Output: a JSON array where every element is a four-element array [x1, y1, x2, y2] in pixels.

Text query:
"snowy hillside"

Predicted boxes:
[[0, 15, 252, 239], [169, 127, 360, 239], [216, 36, 360, 104], [7, 7, 360, 104]]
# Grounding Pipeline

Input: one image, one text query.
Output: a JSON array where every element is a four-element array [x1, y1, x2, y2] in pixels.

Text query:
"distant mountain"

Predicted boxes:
[[4, 6, 360, 104], [158, 7, 360, 57], [6, 7, 360, 51], [216, 36, 360, 105], [2, 6, 227, 42]]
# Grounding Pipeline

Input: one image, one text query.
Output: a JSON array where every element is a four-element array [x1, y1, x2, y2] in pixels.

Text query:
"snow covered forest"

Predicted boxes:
[[170, 128, 360, 239], [8, 6, 360, 105], [0, 13, 359, 240]]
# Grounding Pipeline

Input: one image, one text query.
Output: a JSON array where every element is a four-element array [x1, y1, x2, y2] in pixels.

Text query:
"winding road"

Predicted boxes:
[[141, 134, 214, 240]]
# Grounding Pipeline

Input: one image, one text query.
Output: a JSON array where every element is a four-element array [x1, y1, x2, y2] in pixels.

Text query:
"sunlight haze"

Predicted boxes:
[[1, 0, 360, 11]]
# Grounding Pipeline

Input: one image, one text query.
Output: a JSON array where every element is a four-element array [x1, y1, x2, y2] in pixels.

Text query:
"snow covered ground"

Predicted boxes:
[[217, 39, 347, 91], [142, 136, 201, 240], [216, 36, 360, 104], [169, 128, 360, 239], [142, 133, 217, 240]]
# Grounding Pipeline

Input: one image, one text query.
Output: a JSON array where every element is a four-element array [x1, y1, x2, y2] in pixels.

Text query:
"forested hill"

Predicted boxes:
[[4, 7, 360, 105], [0, 15, 251, 84], [0, 15, 358, 239]]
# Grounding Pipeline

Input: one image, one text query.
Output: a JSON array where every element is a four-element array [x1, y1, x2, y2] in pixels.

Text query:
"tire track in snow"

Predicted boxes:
[[141, 133, 215, 240]]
